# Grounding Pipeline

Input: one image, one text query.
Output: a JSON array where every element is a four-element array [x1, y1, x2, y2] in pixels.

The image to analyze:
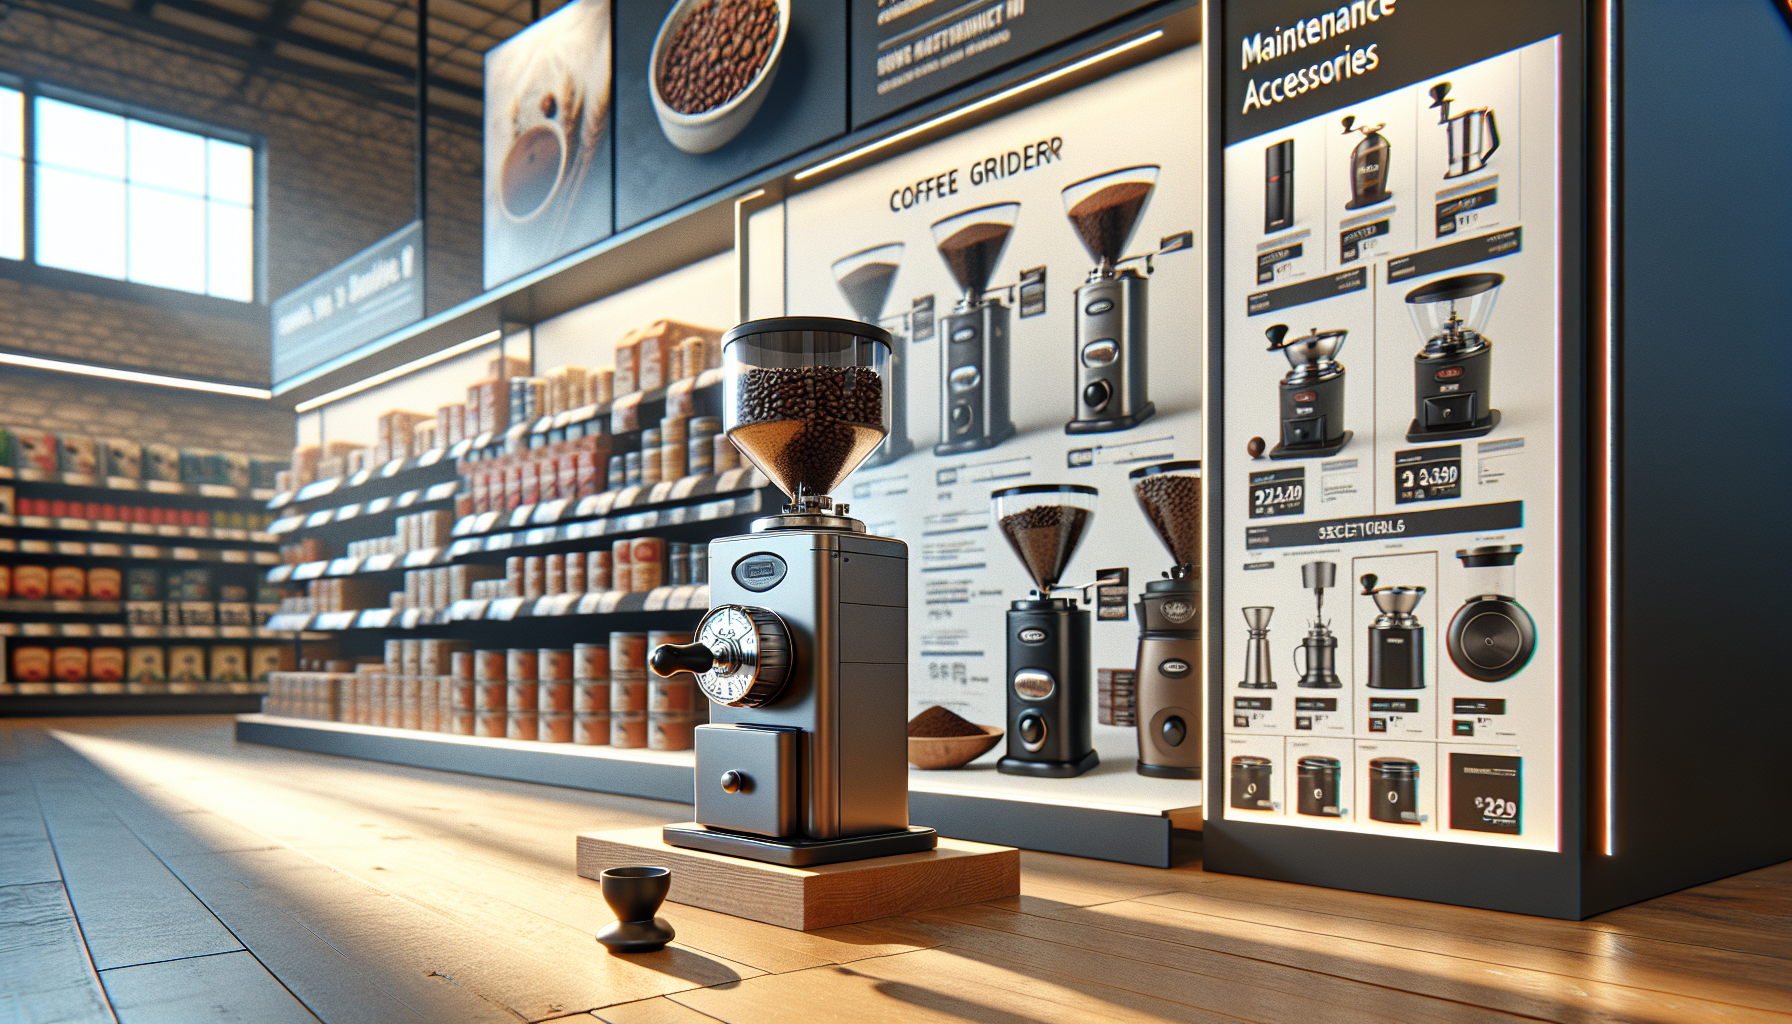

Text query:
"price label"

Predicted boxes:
[[1248, 467, 1305, 519], [1449, 753, 1522, 835], [1435, 185, 1497, 237], [1256, 242, 1303, 285], [1394, 445, 1462, 504]]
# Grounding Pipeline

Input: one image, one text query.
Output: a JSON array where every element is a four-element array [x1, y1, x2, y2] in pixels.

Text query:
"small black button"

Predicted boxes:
[[1160, 715, 1186, 747], [1018, 713, 1046, 745], [1082, 380, 1111, 410], [1424, 393, 1475, 426], [950, 404, 972, 431]]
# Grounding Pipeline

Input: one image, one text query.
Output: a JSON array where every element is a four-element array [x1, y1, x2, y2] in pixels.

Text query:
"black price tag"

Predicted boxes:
[[1018, 267, 1046, 318], [1450, 753, 1522, 834], [1256, 242, 1303, 284], [1394, 446, 1462, 504], [1095, 567, 1129, 622], [910, 295, 935, 341], [1435, 185, 1498, 237], [1249, 468, 1305, 518], [1339, 217, 1389, 263]]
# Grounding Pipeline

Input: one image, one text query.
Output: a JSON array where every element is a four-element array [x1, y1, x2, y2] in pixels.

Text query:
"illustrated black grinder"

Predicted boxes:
[[1404, 273, 1503, 441], [1061, 165, 1162, 434], [991, 483, 1101, 778], [1129, 460, 1201, 778], [1296, 560, 1342, 688], [831, 243, 913, 467], [1448, 544, 1536, 681], [1341, 115, 1393, 209], [649, 317, 937, 866], [1361, 574, 1427, 690], [1266, 324, 1352, 459], [931, 202, 1019, 455]]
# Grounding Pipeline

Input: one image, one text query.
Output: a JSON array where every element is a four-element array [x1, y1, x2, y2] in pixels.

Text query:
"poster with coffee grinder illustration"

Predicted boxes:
[[483, 0, 614, 288], [614, 0, 848, 230], [758, 49, 1203, 780]]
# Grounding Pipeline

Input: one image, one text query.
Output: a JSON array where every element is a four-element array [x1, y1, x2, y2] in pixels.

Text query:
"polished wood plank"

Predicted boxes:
[[0, 881, 115, 1024], [6, 719, 1789, 1024], [1135, 874, 1792, 1012], [99, 951, 323, 1024], [22, 734, 245, 971]]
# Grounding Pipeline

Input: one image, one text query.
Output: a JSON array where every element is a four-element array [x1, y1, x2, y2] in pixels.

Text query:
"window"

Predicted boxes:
[[0, 84, 257, 303]]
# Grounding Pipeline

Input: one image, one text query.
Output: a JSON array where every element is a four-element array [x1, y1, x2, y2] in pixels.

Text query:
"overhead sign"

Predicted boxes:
[[272, 221, 424, 385]]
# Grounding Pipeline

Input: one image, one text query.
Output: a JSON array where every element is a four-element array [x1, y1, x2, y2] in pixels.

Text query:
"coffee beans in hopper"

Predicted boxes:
[[1133, 473, 1202, 571], [731, 366, 884, 498], [658, 0, 779, 115], [997, 505, 1091, 591]]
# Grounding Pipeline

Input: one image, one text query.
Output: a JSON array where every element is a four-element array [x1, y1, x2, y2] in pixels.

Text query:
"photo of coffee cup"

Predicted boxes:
[[499, 122, 567, 223]]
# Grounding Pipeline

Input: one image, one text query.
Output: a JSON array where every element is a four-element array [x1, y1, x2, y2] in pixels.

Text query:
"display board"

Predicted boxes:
[[273, 221, 425, 385], [848, 0, 1159, 128], [483, 0, 614, 288], [771, 48, 1201, 767], [1214, 1, 1571, 851], [614, 0, 847, 230]]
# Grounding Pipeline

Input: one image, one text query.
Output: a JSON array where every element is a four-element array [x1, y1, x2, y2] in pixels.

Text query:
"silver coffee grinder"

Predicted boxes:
[[931, 203, 1019, 455], [1239, 607, 1277, 689], [1428, 81, 1500, 178], [1296, 560, 1342, 688], [832, 243, 914, 467], [650, 317, 937, 866], [1061, 165, 1160, 434], [1128, 460, 1201, 778]]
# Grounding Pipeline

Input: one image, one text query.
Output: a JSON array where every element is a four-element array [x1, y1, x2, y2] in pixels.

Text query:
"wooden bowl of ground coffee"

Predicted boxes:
[[907, 705, 1002, 770]]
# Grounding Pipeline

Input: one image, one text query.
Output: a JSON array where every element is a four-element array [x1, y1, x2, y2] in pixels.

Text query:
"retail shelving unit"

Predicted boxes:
[[0, 466, 282, 715]]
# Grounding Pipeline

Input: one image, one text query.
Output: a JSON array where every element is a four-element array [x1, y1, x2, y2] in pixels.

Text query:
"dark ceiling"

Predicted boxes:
[[39, 0, 557, 128]]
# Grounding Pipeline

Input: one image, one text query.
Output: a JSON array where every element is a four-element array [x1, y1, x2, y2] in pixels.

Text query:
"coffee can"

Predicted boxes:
[[649, 675, 694, 713], [609, 632, 646, 675], [507, 711, 539, 742], [506, 647, 538, 681], [539, 648, 573, 681], [573, 712, 610, 745], [539, 711, 573, 743], [610, 677, 647, 713], [573, 680, 610, 713], [649, 713, 694, 751], [451, 650, 475, 682], [610, 710, 647, 748], [574, 641, 610, 681], [477, 709, 507, 738], [565, 551, 587, 594], [588, 550, 612, 591], [506, 679, 539, 711], [540, 680, 573, 713], [544, 553, 565, 596]]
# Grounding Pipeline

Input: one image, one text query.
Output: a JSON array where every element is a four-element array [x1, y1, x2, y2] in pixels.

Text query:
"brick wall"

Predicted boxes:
[[0, 370, 294, 458], [0, 3, 490, 455]]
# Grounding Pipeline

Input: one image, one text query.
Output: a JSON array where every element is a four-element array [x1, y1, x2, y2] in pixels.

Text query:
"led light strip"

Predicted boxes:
[[1598, 0, 1620, 858], [293, 329, 504, 413], [0, 349, 273, 399], [793, 29, 1166, 182]]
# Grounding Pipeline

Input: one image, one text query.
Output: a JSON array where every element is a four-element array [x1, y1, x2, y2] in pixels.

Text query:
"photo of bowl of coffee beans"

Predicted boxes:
[[907, 705, 1003, 770], [648, 0, 788, 153]]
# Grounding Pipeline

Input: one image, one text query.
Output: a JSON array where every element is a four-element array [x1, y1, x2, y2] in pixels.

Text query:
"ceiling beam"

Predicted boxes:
[[33, 0, 483, 128]]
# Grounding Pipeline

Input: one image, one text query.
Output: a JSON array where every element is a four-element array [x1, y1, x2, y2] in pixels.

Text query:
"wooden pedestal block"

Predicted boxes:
[[577, 825, 1019, 930]]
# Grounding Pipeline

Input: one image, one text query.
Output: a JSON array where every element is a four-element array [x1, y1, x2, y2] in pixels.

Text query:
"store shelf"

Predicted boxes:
[[0, 465, 273, 501], [2, 692, 267, 716], [0, 598, 123, 615], [0, 538, 279, 564], [235, 715, 1201, 866], [0, 515, 277, 545], [268, 480, 461, 536], [264, 584, 711, 632], [270, 446, 463, 511]]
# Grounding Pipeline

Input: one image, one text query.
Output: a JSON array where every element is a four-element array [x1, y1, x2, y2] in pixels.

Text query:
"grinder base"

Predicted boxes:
[[996, 748, 1100, 778], [662, 823, 938, 867]]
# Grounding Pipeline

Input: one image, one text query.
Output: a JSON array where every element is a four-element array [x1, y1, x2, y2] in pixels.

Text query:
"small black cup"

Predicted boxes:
[[596, 865, 676, 953]]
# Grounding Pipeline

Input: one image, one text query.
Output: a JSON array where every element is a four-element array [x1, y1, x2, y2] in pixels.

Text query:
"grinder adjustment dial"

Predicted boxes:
[[650, 605, 792, 708]]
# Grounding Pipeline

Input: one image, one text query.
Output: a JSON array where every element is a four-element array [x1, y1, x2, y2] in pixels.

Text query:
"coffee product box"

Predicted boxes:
[[58, 435, 99, 476], [126, 567, 162, 601], [101, 439, 143, 479], [0, 425, 15, 467], [16, 430, 57, 473], [210, 646, 248, 682], [86, 567, 121, 601], [49, 566, 86, 601], [126, 646, 166, 683], [13, 565, 48, 600], [51, 646, 88, 682], [12, 645, 51, 681], [221, 451, 251, 489], [251, 645, 290, 681], [613, 332, 642, 396], [168, 645, 206, 682], [0, 485, 13, 516], [145, 444, 181, 482]]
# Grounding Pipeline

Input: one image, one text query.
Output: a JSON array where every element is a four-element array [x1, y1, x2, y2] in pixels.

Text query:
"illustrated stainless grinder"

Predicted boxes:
[[1062, 165, 1161, 434], [1361, 574, 1427, 690], [931, 203, 1019, 455], [1428, 81, 1500, 179], [1296, 560, 1342, 688], [1404, 272, 1503, 442], [831, 243, 913, 467], [991, 483, 1101, 778], [649, 317, 937, 866], [1266, 324, 1352, 459], [1128, 460, 1201, 778]]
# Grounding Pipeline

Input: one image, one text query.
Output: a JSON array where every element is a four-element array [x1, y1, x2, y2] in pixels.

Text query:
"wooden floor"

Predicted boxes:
[[1, 719, 1787, 1024]]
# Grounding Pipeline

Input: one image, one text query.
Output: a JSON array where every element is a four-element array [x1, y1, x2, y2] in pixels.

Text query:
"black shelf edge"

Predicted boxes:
[[1, 693, 267, 716]]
